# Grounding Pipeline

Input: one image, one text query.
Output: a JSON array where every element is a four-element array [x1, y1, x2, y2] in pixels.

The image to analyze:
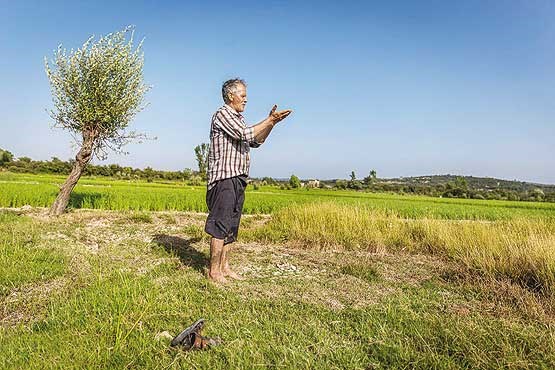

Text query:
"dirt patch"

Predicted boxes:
[[223, 243, 437, 310]]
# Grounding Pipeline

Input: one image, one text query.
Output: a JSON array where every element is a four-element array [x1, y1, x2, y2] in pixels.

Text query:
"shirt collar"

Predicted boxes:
[[224, 104, 243, 117]]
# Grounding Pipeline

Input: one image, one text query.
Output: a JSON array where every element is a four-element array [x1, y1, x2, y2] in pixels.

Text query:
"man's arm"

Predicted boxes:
[[251, 105, 292, 144]]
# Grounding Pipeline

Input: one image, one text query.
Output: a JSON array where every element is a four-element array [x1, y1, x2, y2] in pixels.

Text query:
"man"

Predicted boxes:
[[205, 78, 292, 283]]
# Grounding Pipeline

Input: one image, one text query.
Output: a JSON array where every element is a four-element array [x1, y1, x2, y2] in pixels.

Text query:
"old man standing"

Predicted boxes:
[[205, 79, 292, 283]]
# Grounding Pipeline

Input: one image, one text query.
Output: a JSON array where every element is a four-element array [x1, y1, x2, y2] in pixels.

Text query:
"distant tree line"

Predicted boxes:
[[0, 149, 203, 185], [324, 171, 555, 203], [269, 170, 555, 203], [2, 148, 553, 203], [365, 178, 553, 202]]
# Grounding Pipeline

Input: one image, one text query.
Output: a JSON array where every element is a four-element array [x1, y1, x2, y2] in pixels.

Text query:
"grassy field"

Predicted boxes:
[[1, 172, 555, 368], [1, 208, 554, 369], [2, 172, 555, 220]]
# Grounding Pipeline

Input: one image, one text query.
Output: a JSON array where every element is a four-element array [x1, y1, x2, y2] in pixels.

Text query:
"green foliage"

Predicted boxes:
[[1, 156, 198, 181], [350, 181, 363, 190], [194, 143, 209, 181], [182, 168, 193, 181], [453, 176, 468, 190], [261, 176, 277, 186], [335, 179, 347, 189], [0, 148, 14, 166], [529, 188, 545, 201], [348, 180, 363, 191], [18, 157, 32, 163], [347, 171, 363, 190], [363, 169, 377, 185], [44, 26, 149, 158], [443, 177, 469, 198], [289, 174, 300, 189], [189, 175, 204, 186]]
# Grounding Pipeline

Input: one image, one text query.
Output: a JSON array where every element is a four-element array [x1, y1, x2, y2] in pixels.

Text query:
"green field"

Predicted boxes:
[[1, 172, 555, 368], [2, 172, 554, 220]]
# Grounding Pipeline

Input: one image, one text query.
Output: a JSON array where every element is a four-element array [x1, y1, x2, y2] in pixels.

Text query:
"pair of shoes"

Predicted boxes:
[[170, 319, 221, 350]]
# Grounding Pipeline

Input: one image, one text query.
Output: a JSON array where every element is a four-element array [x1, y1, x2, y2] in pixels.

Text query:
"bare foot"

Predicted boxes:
[[208, 272, 228, 284], [223, 269, 245, 280]]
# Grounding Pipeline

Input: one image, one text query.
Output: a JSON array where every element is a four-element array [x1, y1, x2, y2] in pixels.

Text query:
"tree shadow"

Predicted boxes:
[[69, 192, 103, 209], [152, 234, 207, 273]]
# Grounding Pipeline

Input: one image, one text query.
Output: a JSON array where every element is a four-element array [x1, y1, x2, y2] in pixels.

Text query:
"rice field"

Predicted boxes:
[[1, 172, 554, 220]]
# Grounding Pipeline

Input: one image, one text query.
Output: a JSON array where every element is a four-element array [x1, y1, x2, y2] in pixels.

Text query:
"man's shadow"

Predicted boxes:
[[152, 234, 207, 273]]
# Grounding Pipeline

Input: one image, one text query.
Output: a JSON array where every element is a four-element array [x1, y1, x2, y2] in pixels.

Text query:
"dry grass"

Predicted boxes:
[[244, 202, 555, 294]]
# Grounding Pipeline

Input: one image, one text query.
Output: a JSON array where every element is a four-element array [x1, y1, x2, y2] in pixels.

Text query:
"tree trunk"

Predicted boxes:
[[50, 132, 95, 216]]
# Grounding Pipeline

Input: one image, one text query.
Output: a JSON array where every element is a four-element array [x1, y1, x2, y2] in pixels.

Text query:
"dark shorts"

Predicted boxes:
[[204, 175, 247, 245]]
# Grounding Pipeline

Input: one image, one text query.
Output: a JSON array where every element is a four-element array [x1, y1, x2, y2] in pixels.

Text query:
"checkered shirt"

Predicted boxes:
[[207, 104, 261, 190]]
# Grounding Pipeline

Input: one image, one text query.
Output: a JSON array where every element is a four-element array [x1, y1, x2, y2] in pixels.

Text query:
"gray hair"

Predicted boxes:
[[222, 78, 246, 104]]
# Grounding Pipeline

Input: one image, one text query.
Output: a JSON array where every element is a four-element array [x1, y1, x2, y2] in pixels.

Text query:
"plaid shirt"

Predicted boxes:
[[207, 104, 261, 190]]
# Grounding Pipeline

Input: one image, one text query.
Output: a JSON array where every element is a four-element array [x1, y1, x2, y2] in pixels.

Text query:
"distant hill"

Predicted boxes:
[[273, 174, 554, 193], [379, 175, 555, 193], [300, 174, 555, 202]]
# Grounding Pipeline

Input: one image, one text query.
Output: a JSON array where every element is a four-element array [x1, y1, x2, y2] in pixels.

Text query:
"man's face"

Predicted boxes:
[[229, 84, 247, 113]]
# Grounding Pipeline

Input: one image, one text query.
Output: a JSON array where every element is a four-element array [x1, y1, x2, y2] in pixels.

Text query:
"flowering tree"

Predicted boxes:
[[45, 26, 150, 215]]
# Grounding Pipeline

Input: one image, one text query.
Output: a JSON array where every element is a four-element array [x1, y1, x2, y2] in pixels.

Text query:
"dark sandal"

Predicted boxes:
[[170, 318, 205, 348]]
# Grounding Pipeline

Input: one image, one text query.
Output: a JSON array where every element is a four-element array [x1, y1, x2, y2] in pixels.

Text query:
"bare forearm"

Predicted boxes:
[[250, 105, 292, 144], [252, 117, 276, 143]]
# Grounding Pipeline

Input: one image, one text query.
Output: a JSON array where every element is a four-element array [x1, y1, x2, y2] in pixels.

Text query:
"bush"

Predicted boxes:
[[335, 180, 347, 190], [289, 175, 300, 189]]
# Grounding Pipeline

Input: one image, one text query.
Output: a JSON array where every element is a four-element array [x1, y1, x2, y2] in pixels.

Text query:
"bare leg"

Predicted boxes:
[[209, 238, 227, 283], [220, 244, 244, 280]]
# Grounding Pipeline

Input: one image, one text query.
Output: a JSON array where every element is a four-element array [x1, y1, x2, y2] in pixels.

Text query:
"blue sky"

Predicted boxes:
[[1, 0, 554, 183]]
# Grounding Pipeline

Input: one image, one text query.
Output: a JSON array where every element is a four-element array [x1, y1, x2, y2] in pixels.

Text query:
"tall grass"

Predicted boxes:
[[244, 203, 555, 294]]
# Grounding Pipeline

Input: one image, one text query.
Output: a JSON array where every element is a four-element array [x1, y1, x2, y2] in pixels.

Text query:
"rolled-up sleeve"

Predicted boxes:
[[215, 110, 255, 143]]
